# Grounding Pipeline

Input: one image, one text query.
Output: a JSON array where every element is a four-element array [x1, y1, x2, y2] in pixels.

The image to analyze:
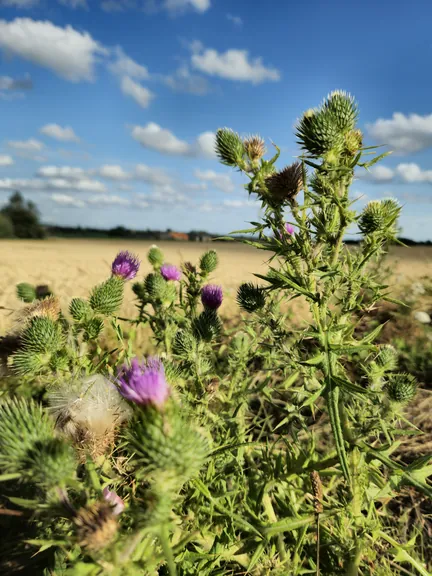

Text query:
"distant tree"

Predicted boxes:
[[1, 192, 46, 239], [0, 213, 14, 238]]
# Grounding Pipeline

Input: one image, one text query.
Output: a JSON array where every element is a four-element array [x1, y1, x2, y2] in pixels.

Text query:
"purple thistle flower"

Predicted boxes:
[[285, 223, 295, 235], [102, 487, 125, 516], [160, 264, 182, 282], [112, 251, 140, 281], [117, 357, 169, 407], [201, 284, 223, 310]]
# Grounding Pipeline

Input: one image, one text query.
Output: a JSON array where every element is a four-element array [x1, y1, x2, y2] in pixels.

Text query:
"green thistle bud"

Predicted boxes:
[[173, 330, 197, 357], [358, 201, 385, 234], [296, 108, 344, 157], [83, 317, 104, 341], [148, 245, 164, 269], [21, 316, 63, 353], [0, 397, 76, 489], [132, 281, 147, 300], [16, 282, 36, 303], [127, 406, 209, 487], [90, 276, 124, 316], [11, 350, 46, 375], [199, 249, 218, 274], [145, 273, 168, 301], [215, 128, 245, 167], [386, 373, 417, 404], [323, 90, 358, 132], [237, 283, 266, 312], [69, 298, 91, 322], [161, 282, 177, 308], [265, 162, 303, 204], [375, 344, 398, 371], [192, 309, 222, 342], [344, 129, 363, 155], [381, 197, 401, 226], [49, 350, 70, 372]]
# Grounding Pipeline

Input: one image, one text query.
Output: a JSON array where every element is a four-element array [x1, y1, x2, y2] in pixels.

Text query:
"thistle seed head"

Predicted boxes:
[[244, 135, 266, 162], [75, 502, 118, 552]]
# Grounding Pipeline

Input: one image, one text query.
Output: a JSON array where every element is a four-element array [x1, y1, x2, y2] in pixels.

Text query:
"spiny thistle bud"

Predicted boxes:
[[344, 128, 363, 155], [201, 284, 223, 310], [386, 373, 417, 404], [0, 397, 76, 489], [148, 245, 164, 268], [11, 350, 45, 375], [358, 201, 385, 234], [160, 264, 182, 282], [199, 250, 218, 274], [237, 283, 266, 312], [21, 316, 64, 353], [49, 350, 70, 372], [381, 197, 401, 225], [322, 90, 358, 133], [215, 128, 245, 167], [126, 406, 209, 486], [296, 108, 344, 156], [173, 330, 197, 357], [83, 317, 104, 341], [111, 250, 140, 281], [265, 162, 303, 203], [132, 281, 147, 300], [90, 276, 124, 316], [145, 272, 168, 301], [192, 309, 222, 342], [69, 298, 91, 322], [375, 344, 398, 371], [116, 357, 170, 407], [16, 282, 36, 303], [244, 135, 266, 162], [74, 502, 118, 552]]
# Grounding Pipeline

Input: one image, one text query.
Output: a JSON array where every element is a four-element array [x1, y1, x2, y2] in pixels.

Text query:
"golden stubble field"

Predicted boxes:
[[0, 239, 431, 335]]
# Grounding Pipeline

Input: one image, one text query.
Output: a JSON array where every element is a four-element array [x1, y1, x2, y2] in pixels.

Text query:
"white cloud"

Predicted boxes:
[[367, 112, 432, 155], [57, 0, 88, 7], [0, 0, 38, 6], [121, 76, 153, 108], [51, 193, 85, 208], [0, 75, 33, 91], [8, 138, 45, 151], [223, 199, 257, 208], [131, 122, 190, 155], [40, 123, 80, 142], [108, 46, 149, 79], [37, 165, 87, 179], [97, 165, 130, 180], [194, 168, 234, 192], [147, 0, 210, 14], [226, 13, 243, 27], [118, 183, 133, 191], [191, 46, 280, 84], [195, 131, 216, 158], [0, 155, 14, 167], [134, 164, 172, 185], [0, 18, 107, 82], [161, 65, 210, 95], [364, 165, 394, 182], [0, 177, 105, 193], [395, 163, 432, 183], [86, 194, 131, 206]]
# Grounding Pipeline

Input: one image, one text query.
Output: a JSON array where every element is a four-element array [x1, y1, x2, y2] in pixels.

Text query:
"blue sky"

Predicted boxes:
[[0, 0, 431, 239]]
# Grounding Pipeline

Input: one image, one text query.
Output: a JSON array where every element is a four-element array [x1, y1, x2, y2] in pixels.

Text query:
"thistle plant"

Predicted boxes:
[[0, 92, 431, 576]]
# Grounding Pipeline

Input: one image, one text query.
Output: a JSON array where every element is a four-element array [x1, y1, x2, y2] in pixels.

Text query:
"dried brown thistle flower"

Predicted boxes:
[[17, 296, 61, 326], [244, 135, 266, 162], [265, 162, 303, 203], [74, 502, 118, 552]]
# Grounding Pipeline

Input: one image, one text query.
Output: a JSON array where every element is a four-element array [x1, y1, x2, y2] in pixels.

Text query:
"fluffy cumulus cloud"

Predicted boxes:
[[191, 45, 280, 84], [101, 0, 210, 13], [161, 0, 211, 14], [37, 165, 87, 179], [0, 155, 14, 166], [108, 46, 149, 79], [367, 112, 432, 155], [0, 18, 107, 82], [194, 169, 234, 192], [0, 177, 105, 193], [40, 124, 80, 142], [363, 162, 432, 184], [97, 165, 130, 180], [161, 65, 210, 95], [8, 138, 44, 151], [130, 123, 216, 157], [121, 76, 153, 108], [50, 193, 85, 208], [86, 194, 131, 206]]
